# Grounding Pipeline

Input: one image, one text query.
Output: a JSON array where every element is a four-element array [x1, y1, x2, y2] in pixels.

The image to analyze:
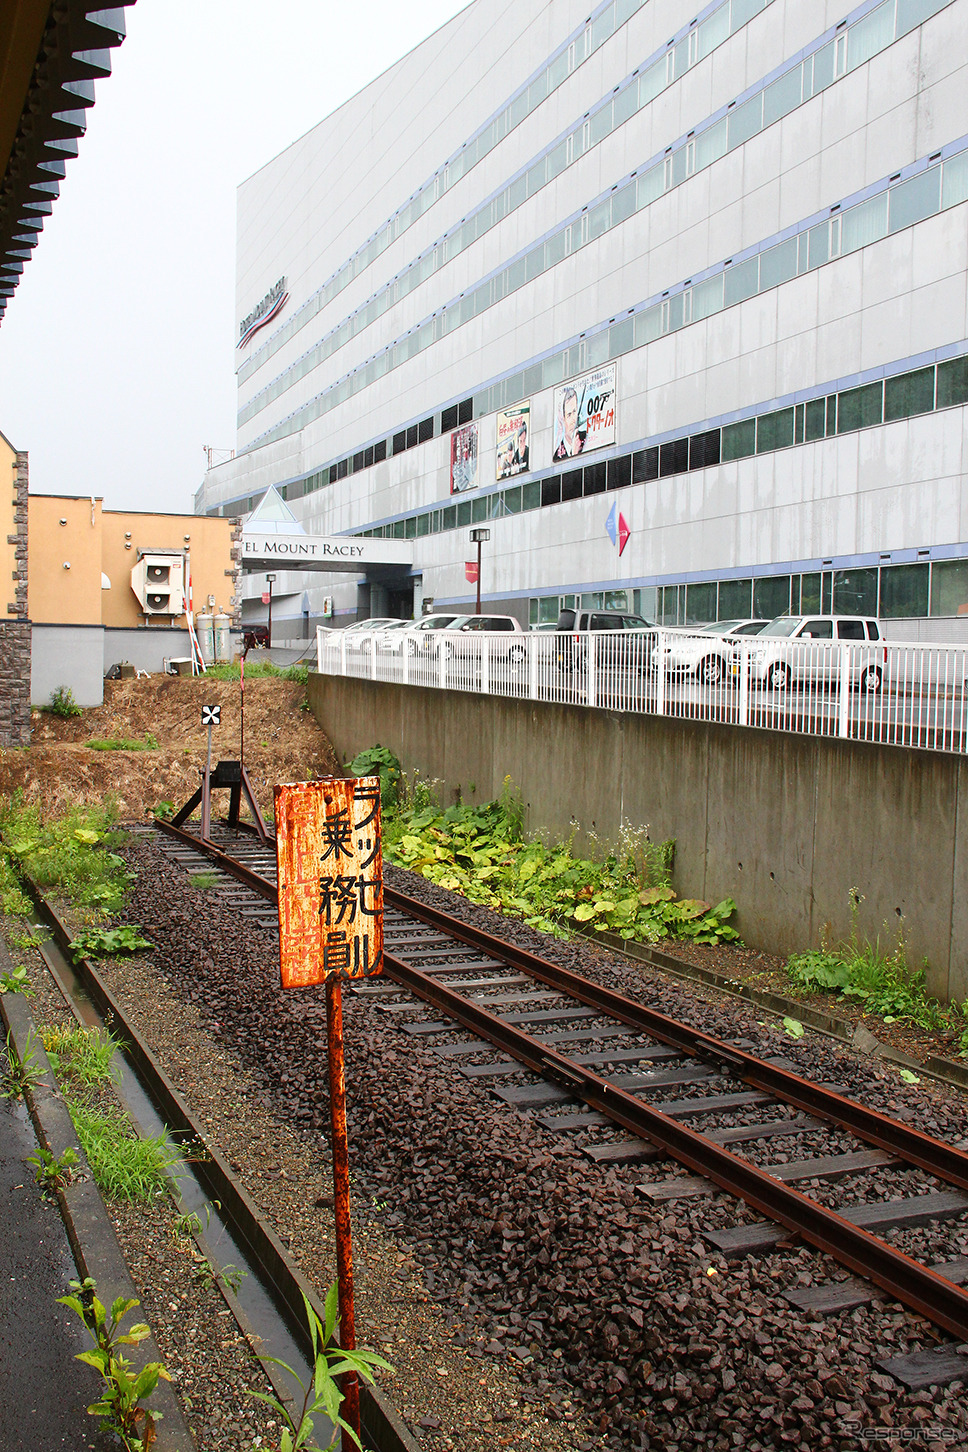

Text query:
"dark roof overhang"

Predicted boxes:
[[0, 2, 134, 320]]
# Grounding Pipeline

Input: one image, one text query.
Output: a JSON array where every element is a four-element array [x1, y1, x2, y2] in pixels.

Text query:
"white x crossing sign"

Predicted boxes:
[[201, 705, 221, 726]]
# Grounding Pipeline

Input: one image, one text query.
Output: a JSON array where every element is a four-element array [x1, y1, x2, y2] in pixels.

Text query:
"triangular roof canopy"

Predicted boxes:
[[244, 486, 303, 534]]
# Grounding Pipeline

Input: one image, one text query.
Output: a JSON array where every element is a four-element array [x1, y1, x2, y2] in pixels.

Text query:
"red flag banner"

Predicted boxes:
[[465, 561, 479, 584]]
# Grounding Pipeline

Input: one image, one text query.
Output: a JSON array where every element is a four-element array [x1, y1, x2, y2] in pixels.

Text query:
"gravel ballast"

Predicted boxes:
[[13, 830, 968, 1452]]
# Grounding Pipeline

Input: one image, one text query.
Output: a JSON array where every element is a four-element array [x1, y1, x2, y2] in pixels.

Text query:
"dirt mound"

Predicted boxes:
[[0, 676, 341, 820]]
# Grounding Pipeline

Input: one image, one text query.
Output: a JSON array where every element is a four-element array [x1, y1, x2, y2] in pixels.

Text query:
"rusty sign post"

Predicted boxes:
[[275, 777, 383, 1451]]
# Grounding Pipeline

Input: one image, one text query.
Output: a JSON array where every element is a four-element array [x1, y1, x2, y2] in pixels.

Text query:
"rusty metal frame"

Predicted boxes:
[[382, 948, 968, 1341], [150, 826, 968, 1340], [383, 887, 968, 1194]]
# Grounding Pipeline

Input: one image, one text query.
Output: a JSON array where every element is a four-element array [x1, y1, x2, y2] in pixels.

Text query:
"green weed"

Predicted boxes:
[[85, 735, 159, 752], [58, 1277, 171, 1451], [0, 964, 34, 996], [41, 1023, 119, 1086], [189, 871, 220, 891], [65, 1093, 180, 1201], [171, 1201, 221, 1241], [192, 1259, 246, 1296], [27, 1144, 80, 1194], [345, 743, 402, 810], [0, 794, 133, 914], [68, 925, 152, 963], [3, 1028, 46, 1099], [248, 1283, 392, 1452], [45, 685, 83, 718], [206, 660, 309, 683], [786, 888, 966, 1047], [357, 747, 738, 945]]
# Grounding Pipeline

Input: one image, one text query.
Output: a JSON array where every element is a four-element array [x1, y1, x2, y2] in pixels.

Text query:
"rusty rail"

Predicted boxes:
[[153, 820, 968, 1340]]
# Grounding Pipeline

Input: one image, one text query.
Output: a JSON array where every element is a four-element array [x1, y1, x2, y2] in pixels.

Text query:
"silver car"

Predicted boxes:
[[654, 618, 769, 684]]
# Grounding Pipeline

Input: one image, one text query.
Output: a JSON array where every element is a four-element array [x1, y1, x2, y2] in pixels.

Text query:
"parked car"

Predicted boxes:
[[397, 612, 470, 655], [373, 619, 416, 653], [318, 617, 404, 654], [434, 614, 527, 663], [555, 609, 657, 674], [749, 615, 886, 691], [653, 618, 769, 684]]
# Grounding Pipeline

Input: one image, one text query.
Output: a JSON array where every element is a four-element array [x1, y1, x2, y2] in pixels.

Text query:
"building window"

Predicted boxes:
[[930, 560, 968, 618], [753, 576, 791, 620], [833, 567, 878, 616], [880, 562, 929, 618]]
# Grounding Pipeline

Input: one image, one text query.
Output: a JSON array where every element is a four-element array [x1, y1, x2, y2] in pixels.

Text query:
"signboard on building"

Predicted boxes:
[[552, 364, 616, 461], [238, 276, 289, 349], [496, 402, 530, 481], [274, 778, 384, 988], [450, 421, 479, 494]]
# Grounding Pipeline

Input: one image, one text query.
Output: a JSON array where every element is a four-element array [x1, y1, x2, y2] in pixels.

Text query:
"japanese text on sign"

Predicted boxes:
[[275, 778, 384, 988]]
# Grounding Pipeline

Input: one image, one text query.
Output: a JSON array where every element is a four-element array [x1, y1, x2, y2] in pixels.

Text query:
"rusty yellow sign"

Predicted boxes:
[[275, 777, 383, 988]]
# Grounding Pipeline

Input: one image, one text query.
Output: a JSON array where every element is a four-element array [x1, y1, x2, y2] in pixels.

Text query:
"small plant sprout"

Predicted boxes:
[[248, 1284, 392, 1452], [57, 1277, 171, 1451], [0, 964, 33, 995], [192, 1258, 247, 1297], [3, 1028, 46, 1100], [171, 1200, 221, 1242], [27, 1144, 80, 1194]]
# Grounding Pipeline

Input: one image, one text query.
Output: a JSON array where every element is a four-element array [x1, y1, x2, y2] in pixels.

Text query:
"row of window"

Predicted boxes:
[[241, 129, 968, 470], [238, 0, 654, 387], [333, 352, 968, 542], [239, 0, 800, 418], [529, 556, 968, 626], [222, 352, 968, 520]]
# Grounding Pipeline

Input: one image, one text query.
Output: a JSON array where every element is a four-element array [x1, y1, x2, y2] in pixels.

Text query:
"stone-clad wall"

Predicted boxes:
[[1, 452, 30, 747]]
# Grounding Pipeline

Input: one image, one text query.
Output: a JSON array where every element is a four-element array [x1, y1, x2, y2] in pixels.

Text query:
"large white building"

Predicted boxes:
[[198, 0, 968, 638]]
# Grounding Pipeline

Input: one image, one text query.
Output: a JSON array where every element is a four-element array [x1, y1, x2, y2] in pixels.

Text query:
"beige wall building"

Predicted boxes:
[[29, 494, 239, 707]]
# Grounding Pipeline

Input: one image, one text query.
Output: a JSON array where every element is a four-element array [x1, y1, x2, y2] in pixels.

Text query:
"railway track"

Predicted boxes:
[[154, 817, 968, 1389]]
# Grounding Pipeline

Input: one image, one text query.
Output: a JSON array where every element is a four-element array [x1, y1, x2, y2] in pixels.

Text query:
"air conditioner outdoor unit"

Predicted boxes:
[[130, 551, 185, 616]]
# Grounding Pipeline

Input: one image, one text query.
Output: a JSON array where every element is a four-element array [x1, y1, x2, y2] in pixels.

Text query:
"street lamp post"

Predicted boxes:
[[265, 573, 276, 645], [469, 528, 489, 613]]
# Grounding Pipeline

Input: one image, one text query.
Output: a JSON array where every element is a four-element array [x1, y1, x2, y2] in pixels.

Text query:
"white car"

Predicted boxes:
[[654, 619, 769, 684], [749, 615, 886, 691], [394, 612, 469, 655], [434, 614, 527, 664]]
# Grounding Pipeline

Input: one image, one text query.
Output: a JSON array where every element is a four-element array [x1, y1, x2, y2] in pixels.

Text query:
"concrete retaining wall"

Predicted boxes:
[[307, 674, 968, 1003]]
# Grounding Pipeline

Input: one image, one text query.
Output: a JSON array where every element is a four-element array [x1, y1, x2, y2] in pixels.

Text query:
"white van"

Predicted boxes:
[[749, 616, 886, 691]]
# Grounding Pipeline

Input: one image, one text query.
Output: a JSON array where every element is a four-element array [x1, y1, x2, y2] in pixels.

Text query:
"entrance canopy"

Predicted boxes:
[[240, 487, 412, 573]]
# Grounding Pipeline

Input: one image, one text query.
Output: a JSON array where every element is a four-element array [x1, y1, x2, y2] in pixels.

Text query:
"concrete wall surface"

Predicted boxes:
[[32, 625, 104, 708], [103, 627, 196, 675], [307, 673, 968, 1003]]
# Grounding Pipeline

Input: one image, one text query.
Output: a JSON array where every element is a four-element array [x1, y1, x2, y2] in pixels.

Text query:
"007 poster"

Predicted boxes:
[[551, 365, 616, 461]]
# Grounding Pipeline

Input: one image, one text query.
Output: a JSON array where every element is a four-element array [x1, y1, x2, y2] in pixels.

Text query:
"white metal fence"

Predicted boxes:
[[316, 626, 968, 754]]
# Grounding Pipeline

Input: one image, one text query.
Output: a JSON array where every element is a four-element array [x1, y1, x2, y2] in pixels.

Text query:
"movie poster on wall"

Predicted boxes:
[[495, 402, 531, 481], [450, 421, 479, 494], [551, 364, 616, 462]]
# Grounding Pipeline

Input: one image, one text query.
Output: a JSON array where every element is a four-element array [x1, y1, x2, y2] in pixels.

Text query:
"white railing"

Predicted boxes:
[[316, 627, 968, 755]]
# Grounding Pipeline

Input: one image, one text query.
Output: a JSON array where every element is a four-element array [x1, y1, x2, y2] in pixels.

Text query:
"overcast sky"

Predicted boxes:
[[0, 0, 467, 515]]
